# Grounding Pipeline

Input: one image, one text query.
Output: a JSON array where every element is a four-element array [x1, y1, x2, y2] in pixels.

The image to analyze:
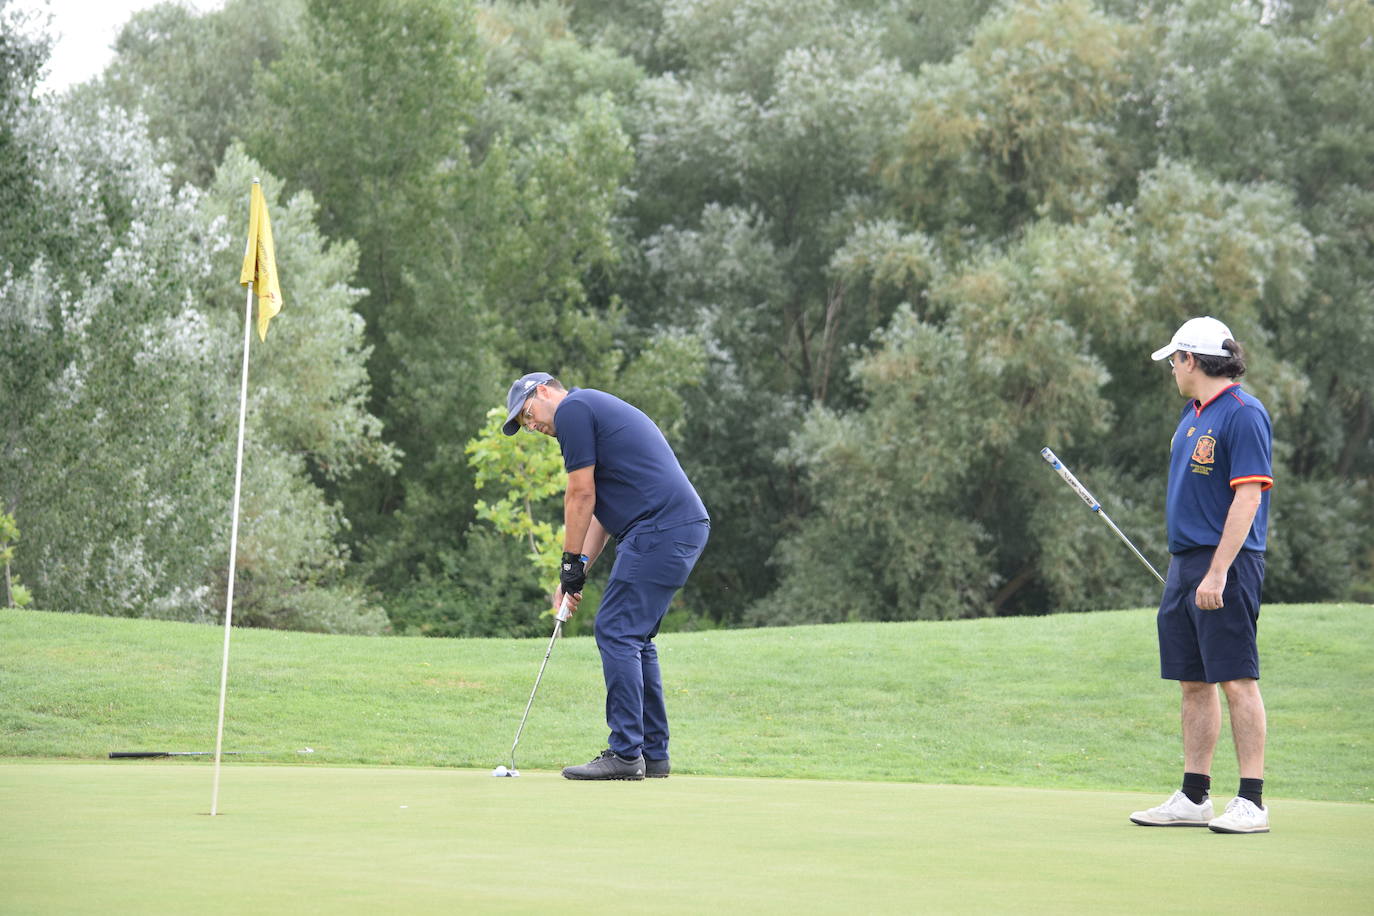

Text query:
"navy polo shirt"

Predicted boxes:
[[554, 388, 709, 540], [1165, 384, 1273, 555]]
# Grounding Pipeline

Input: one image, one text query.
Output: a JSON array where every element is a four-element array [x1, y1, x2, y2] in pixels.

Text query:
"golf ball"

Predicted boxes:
[[492, 765, 508, 776]]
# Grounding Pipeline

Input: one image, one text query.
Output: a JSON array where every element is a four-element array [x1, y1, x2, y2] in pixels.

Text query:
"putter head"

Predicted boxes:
[[490, 765, 519, 778]]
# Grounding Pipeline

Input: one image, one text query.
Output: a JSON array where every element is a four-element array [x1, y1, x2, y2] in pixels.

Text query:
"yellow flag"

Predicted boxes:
[[239, 181, 282, 342]]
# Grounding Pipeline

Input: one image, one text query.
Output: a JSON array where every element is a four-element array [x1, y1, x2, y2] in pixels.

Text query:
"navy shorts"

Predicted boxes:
[[1157, 547, 1265, 683]]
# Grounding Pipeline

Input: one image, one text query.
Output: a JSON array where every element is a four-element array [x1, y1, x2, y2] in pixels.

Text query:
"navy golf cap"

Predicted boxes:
[[502, 372, 554, 435]]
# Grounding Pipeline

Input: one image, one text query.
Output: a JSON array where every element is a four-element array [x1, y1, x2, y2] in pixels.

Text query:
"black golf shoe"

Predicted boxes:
[[645, 757, 670, 778], [562, 749, 645, 780]]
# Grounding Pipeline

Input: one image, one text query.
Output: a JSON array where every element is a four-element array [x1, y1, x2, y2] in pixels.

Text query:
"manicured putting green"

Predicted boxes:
[[3, 762, 1371, 914]]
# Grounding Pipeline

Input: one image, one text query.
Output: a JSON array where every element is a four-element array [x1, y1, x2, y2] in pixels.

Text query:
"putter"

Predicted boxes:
[[1040, 447, 1166, 584], [493, 597, 573, 778]]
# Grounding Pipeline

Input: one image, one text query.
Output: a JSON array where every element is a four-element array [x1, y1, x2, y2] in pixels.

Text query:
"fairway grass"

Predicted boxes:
[[2, 762, 1371, 914], [4, 605, 1372, 802], [5, 604, 1374, 805]]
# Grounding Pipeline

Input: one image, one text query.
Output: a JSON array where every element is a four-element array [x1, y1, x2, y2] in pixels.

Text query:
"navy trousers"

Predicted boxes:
[[595, 521, 709, 760]]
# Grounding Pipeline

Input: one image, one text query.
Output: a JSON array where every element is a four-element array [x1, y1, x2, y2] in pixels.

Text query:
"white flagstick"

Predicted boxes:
[[211, 280, 255, 816]]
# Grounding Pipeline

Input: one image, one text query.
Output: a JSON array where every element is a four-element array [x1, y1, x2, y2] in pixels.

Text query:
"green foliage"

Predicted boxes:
[[200, 147, 399, 482], [466, 407, 567, 597], [9, 0, 1374, 629], [194, 148, 399, 633], [761, 153, 1317, 620], [883, 0, 1139, 240], [0, 510, 32, 607], [460, 405, 618, 637], [7, 582, 30, 608], [1264, 476, 1368, 603], [461, 99, 634, 373], [476, 1, 644, 148], [2, 95, 235, 619], [249, 3, 483, 583], [0, 0, 49, 270], [611, 327, 709, 442], [90, 0, 304, 188], [251, 0, 481, 315], [233, 582, 391, 635], [247, 0, 479, 470], [754, 292, 1115, 623], [257, 0, 478, 194], [1120, 1, 1374, 589], [355, 5, 636, 597], [625, 0, 926, 621], [872, 0, 1002, 71], [1071, 160, 1314, 477], [1, 46, 394, 629], [384, 527, 583, 638]]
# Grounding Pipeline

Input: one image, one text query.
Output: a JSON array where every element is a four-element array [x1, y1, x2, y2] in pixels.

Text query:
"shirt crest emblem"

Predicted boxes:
[[1191, 435, 1216, 465]]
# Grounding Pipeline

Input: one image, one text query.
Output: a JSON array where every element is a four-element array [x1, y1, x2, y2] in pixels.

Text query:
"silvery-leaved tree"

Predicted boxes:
[[1, 38, 395, 629]]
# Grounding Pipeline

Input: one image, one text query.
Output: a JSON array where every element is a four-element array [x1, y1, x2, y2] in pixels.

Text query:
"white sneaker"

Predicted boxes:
[[1129, 790, 1213, 826], [1208, 796, 1270, 834]]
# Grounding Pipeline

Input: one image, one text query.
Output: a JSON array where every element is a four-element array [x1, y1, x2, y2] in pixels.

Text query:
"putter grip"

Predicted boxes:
[[555, 597, 572, 622], [109, 752, 166, 758], [1040, 447, 1101, 511]]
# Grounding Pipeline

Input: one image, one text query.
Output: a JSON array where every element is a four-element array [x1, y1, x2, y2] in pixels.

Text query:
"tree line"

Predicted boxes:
[[2, 0, 1370, 635]]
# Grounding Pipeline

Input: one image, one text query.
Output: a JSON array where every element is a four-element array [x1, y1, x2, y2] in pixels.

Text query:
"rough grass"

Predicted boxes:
[[1, 604, 1370, 802]]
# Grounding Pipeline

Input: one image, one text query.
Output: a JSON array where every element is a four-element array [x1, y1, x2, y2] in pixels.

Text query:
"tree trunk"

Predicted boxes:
[[1335, 394, 1370, 480], [991, 565, 1036, 614]]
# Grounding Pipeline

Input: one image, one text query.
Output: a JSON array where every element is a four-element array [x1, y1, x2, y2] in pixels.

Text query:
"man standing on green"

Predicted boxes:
[[502, 372, 710, 781], [1130, 317, 1274, 834]]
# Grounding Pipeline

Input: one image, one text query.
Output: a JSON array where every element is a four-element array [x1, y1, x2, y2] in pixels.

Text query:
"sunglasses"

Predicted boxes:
[[519, 382, 543, 425]]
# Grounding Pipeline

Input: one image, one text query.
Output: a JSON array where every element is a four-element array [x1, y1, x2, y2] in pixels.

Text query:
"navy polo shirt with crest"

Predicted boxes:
[[554, 388, 709, 541], [1165, 383, 1273, 555]]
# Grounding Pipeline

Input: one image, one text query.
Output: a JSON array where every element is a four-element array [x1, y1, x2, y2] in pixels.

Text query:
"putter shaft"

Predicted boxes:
[[1041, 447, 1166, 585], [507, 598, 573, 772]]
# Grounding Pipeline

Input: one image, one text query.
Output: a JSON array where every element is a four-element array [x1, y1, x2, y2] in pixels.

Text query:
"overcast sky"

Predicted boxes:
[[14, 0, 224, 94]]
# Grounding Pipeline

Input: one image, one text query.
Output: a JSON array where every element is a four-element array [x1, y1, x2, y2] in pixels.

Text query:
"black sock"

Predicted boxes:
[[1238, 777, 1264, 808], [1181, 772, 1211, 805]]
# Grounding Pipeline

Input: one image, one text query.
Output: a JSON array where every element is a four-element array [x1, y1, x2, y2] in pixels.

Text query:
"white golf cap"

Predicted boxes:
[[1151, 316, 1234, 361]]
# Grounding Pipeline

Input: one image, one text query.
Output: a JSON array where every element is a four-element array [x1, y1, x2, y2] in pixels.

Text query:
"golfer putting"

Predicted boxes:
[[502, 372, 710, 780]]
